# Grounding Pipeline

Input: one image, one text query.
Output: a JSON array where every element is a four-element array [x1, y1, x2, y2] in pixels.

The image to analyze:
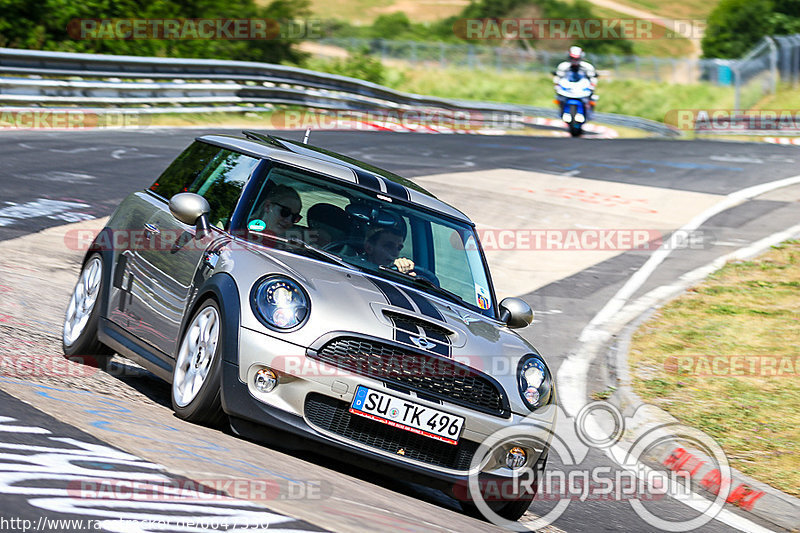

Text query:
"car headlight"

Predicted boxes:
[[517, 355, 553, 410], [251, 276, 309, 330]]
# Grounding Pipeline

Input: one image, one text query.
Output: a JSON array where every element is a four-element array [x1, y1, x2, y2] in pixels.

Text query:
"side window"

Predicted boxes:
[[149, 142, 259, 229], [430, 224, 474, 301], [149, 141, 219, 200], [187, 150, 259, 229]]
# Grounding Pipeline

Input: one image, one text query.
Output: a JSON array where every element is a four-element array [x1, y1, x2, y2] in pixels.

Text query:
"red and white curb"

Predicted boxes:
[[764, 136, 800, 145]]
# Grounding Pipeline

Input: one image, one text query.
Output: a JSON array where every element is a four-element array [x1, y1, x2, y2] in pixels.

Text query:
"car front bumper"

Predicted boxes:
[[221, 326, 556, 496]]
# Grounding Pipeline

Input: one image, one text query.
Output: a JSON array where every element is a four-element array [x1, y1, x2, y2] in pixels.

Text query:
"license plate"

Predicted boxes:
[[350, 386, 465, 445]]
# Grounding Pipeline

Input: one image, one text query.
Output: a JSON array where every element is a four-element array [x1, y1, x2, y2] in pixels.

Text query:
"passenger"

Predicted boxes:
[[306, 203, 349, 247], [363, 225, 415, 274], [254, 184, 302, 238]]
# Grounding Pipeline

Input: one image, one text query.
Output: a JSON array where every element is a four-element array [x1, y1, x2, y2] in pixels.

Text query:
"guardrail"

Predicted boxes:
[[0, 47, 680, 137]]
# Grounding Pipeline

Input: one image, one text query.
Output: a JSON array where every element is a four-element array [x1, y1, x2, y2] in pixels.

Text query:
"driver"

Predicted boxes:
[[363, 224, 415, 275]]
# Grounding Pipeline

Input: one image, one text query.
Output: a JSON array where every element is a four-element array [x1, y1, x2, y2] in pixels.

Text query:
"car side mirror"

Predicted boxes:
[[169, 193, 211, 238], [499, 297, 534, 329]]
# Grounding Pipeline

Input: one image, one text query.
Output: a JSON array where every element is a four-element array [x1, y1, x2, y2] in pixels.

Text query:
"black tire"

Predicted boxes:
[[62, 253, 113, 368], [171, 299, 225, 426], [569, 104, 582, 137]]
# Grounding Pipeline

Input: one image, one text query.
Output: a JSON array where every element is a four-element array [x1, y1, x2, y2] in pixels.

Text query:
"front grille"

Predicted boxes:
[[309, 336, 509, 417], [305, 393, 479, 470]]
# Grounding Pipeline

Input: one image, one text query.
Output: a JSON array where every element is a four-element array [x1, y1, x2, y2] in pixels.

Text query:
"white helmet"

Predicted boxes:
[[568, 46, 584, 64]]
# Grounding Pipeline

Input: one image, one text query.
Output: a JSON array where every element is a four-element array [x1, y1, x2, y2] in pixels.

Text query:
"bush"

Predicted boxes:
[[306, 49, 386, 84], [370, 13, 413, 39]]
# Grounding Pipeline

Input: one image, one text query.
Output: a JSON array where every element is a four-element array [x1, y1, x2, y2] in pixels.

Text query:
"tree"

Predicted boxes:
[[0, 0, 310, 64], [702, 0, 800, 58]]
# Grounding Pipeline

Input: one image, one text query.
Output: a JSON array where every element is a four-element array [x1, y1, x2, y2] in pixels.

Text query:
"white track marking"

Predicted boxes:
[[558, 173, 800, 532]]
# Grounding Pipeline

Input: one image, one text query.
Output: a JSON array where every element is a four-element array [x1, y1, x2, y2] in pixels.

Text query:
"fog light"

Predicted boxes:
[[506, 447, 527, 469], [254, 368, 278, 393]]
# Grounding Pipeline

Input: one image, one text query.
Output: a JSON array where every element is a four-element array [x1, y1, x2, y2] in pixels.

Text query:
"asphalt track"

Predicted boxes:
[[1, 128, 798, 533]]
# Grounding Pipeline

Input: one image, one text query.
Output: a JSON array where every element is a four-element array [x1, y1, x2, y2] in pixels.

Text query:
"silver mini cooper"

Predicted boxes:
[[63, 132, 556, 521]]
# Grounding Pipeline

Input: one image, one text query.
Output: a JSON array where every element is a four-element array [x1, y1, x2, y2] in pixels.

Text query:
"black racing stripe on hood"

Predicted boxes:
[[401, 287, 444, 322], [393, 328, 416, 348], [426, 341, 451, 357], [370, 277, 451, 357], [370, 278, 415, 312]]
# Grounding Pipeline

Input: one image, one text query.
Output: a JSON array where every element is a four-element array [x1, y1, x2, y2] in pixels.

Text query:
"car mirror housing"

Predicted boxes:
[[499, 297, 534, 329], [169, 193, 211, 236]]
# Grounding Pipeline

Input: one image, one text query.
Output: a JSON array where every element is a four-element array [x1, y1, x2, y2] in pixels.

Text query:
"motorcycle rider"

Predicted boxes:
[[553, 46, 598, 123]]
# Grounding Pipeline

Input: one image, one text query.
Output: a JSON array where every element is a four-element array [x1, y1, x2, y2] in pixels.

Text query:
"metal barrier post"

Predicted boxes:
[[767, 37, 778, 95]]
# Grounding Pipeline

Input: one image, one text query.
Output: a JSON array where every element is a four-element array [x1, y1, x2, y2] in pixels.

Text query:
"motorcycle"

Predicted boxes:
[[554, 70, 595, 137]]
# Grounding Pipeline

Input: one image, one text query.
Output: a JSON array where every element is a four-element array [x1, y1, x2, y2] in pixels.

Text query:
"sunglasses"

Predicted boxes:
[[273, 203, 302, 223]]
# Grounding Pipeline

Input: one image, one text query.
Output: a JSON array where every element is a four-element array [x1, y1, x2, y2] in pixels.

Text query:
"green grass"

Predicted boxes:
[[588, 3, 695, 57], [629, 241, 800, 496], [753, 82, 800, 111], [382, 64, 735, 123], [301, 0, 466, 24], [599, 0, 721, 20]]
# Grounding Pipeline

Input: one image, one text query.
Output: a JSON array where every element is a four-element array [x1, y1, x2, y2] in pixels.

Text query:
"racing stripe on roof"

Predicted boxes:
[[379, 178, 410, 201], [353, 169, 384, 192]]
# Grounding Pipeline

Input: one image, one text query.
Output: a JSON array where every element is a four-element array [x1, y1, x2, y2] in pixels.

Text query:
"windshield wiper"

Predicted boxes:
[[377, 266, 471, 308]]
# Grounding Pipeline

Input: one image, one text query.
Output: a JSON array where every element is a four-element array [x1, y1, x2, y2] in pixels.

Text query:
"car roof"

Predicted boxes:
[[197, 132, 472, 224]]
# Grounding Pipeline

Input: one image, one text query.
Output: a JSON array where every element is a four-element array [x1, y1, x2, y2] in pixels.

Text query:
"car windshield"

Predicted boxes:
[[239, 163, 496, 318]]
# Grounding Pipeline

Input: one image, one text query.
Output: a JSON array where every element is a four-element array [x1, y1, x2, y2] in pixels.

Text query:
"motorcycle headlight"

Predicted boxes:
[[517, 355, 553, 410], [251, 276, 309, 330]]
